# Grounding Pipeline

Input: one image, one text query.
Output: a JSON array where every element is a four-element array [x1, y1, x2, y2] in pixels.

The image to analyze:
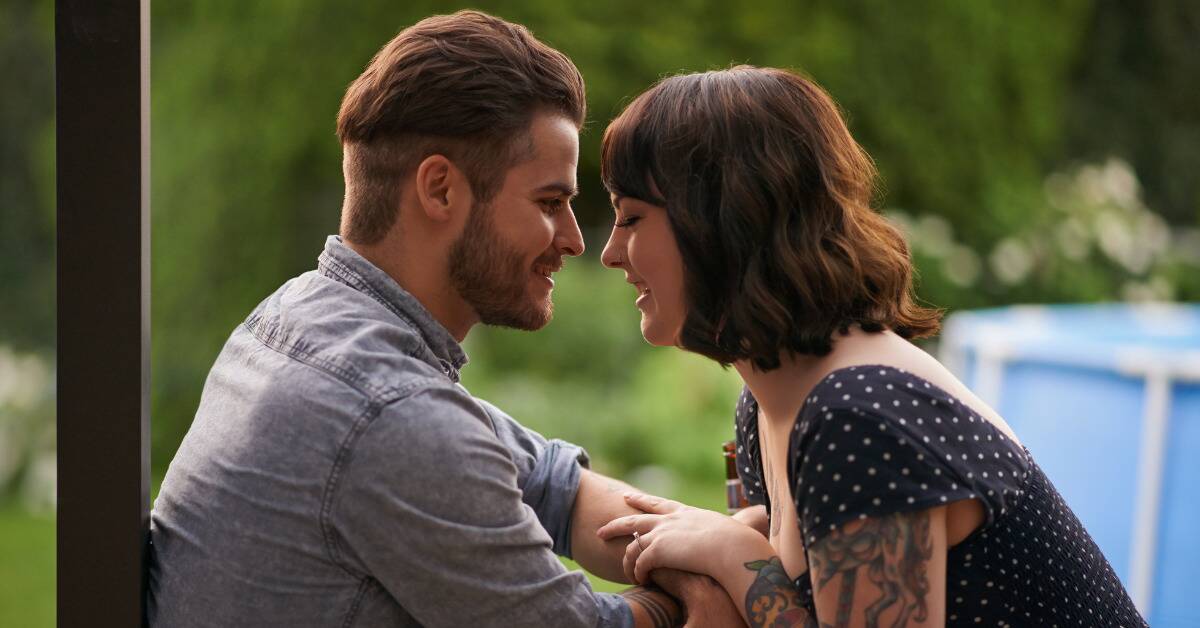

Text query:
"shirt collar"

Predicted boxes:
[[317, 235, 468, 380]]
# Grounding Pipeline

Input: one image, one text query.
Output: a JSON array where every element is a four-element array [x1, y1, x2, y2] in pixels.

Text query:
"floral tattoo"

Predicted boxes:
[[807, 510, 932, 627], [743, 557, 817, 627]]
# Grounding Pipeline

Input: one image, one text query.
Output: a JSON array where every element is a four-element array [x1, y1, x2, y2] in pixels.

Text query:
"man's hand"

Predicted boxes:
[[651, 568, 746, 628]]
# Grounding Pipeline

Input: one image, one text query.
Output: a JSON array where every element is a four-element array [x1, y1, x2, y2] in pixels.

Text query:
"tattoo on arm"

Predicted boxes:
[[743, 557, 817, 628], [807, 509, 933, 627], [622, 586, 680, 628]]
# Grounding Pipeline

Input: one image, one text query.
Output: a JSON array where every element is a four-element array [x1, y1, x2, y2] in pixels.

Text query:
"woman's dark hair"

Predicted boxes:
[[602, 66, 941, 370]]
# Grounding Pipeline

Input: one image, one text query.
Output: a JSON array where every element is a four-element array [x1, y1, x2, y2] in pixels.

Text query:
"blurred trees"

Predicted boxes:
[[1, 0, 55, 352], [3, 0, 1198, 484], [1065, 0, 1200, 227]]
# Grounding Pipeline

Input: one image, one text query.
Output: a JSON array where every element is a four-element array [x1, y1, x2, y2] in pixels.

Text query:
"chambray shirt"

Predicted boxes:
[[147, 236, 632, 628]]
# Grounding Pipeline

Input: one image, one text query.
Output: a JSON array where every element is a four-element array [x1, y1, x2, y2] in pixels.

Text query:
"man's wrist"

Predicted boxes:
[[621, 584, 683, 628]]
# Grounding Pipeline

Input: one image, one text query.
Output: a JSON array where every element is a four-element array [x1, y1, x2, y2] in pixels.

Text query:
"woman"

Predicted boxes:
[[595, 66, 1146, 627]]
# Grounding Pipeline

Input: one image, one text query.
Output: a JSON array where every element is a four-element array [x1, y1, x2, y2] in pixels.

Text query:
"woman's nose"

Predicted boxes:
[[600, 228, 624, 268]]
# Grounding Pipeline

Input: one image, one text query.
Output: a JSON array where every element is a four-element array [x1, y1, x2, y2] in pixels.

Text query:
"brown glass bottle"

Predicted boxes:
[[723, 440, 750, 514]]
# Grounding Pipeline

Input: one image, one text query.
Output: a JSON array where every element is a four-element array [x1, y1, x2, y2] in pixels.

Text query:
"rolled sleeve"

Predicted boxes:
[[472, 396, 591, 558], [330, 384, 620, 628], [596, 592, 634, 628]]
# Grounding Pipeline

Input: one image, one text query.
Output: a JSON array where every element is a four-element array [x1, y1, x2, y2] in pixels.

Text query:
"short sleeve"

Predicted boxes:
[[788, 368, 1030, 548], [734, 387, 768, 507]]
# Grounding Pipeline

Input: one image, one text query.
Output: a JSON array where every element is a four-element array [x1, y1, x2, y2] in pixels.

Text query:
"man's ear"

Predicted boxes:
[[413, 154, 471, 222]]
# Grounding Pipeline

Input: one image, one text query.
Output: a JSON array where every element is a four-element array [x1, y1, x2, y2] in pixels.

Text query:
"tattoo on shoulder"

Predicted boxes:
[[622, 586, 678, 628], [743, 557, 817, 628], [807, 509, 933, 627]]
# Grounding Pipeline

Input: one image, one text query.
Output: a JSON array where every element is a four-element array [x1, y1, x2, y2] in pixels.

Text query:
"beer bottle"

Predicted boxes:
[[723, 440, 750, 514]]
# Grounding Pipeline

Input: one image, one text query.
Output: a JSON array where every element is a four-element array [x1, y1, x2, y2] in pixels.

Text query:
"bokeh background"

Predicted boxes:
[[3, 0, 1198, 624]]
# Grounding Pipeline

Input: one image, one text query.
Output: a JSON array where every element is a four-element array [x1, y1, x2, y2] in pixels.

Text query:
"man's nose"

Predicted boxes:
[[554, 209, 585, 257]]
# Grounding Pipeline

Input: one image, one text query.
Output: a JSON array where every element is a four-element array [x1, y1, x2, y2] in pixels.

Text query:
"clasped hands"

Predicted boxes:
[[598, 493, 773, 627]]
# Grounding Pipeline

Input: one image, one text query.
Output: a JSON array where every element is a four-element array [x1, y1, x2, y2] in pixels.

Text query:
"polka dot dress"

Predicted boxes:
[[734, 365, 1147, 627]]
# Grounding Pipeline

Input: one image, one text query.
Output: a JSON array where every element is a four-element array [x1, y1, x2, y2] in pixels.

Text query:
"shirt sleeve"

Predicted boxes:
[[470, 394, 590, 558], [329, 384, 631, 628]]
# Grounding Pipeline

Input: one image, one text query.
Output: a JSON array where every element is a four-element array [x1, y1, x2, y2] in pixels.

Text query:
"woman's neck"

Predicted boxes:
[[733, 326, 906, 428], [733, 351, 831, 430]]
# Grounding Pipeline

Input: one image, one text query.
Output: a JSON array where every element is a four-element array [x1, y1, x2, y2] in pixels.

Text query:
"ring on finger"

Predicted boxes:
[[633, 531, 645, 550]]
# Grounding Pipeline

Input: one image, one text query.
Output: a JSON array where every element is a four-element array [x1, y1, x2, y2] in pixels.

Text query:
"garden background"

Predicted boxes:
[[3, 1, 1198, 624]]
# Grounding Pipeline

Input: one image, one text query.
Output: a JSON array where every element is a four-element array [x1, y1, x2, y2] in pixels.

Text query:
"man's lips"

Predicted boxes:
[[532, 261, 562, 287]]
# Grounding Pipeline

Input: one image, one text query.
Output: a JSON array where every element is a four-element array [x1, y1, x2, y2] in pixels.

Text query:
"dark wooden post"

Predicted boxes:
[[56, 0, 151, 625]]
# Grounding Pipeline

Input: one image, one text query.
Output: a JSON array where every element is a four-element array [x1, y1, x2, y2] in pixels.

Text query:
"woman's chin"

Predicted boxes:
[[639, 317, 676, 347]]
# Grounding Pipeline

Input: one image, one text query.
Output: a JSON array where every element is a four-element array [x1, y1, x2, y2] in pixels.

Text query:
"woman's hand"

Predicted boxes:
[[596, 492, 773, 585]]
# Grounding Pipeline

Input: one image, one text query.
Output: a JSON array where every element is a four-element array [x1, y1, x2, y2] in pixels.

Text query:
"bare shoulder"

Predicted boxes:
[[826, 329, 1023, 448]]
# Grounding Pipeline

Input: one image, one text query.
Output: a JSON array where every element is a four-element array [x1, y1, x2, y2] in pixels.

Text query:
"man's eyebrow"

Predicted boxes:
[[536, 183, 579, 198]]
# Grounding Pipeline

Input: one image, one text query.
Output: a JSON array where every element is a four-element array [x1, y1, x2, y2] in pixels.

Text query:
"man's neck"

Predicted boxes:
[[344, 237, 477, 342]]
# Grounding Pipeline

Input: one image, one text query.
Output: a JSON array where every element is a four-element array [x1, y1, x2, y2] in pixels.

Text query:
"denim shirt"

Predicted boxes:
[[148, 236, 632, 628]]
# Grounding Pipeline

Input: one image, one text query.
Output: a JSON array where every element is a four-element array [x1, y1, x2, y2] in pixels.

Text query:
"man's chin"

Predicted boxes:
[[478, 296, 553, 331]]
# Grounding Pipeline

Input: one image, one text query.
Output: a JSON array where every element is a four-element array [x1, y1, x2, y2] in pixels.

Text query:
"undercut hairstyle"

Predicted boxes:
[[336, 10, 586, 244], [602, 66, 941, 370]]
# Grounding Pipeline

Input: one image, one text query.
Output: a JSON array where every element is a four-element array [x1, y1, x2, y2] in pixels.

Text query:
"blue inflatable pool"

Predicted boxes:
[[941, 303, 1200, 627]]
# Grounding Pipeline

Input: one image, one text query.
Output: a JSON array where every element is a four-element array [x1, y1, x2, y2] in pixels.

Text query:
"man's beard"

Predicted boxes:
[[448, 201, 556, 331]]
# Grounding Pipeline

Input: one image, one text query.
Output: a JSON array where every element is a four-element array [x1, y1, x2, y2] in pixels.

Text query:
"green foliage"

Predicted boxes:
[[142, 0, 1113, 476], [0, 0, 55, 351], [462, 261, 745, 483], [1065, 0, 1200, 226], [6, 2, 1200, 607]]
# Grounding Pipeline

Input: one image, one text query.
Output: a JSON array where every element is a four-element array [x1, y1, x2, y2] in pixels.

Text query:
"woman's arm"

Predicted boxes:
[[597, 493, 811, 626], [599, 493, 949, 627], [805, 506, 948, 626]]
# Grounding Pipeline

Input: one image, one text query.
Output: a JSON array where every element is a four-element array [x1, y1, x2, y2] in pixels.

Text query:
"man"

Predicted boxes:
[[147, 10, 745, 627]]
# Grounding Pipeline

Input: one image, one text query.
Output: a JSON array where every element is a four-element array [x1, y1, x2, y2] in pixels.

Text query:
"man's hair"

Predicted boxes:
[[602, 66, 941, 370], [336, 10, 586, 244]]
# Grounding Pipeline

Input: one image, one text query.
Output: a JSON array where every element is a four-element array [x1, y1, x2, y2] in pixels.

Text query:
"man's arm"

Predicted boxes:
[[622, 586, 682, 628], [570, 469, 644, 582], [572, 472, 749, 627], [333, 387, 632, 627]]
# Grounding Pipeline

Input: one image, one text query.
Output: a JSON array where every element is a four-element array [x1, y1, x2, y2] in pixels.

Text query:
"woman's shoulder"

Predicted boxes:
[[794, 364, 1026, 462], [787, 364, 1032, 546]]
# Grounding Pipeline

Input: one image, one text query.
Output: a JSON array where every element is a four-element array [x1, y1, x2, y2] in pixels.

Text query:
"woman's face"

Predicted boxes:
[[600, 195, 687, 345]]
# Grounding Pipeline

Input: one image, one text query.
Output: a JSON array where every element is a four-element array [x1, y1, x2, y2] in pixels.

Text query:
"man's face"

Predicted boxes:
[[448, 112, 584, 331]]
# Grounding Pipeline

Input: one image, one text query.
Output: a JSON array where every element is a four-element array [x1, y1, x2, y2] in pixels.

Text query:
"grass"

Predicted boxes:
[[0, 504, 55, 627]]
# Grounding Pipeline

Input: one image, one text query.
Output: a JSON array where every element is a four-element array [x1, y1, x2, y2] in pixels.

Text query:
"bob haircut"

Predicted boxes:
[[601, 66, 941, 370]]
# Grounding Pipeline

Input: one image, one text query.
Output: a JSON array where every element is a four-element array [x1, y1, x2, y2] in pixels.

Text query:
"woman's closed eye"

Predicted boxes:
[[615, 215, 641, 228]]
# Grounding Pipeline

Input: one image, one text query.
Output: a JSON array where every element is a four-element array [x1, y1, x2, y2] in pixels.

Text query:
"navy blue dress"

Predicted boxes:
[[734, 365, 1147, 627]]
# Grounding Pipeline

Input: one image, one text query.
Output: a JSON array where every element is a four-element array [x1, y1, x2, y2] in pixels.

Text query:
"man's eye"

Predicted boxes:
[[541, 199, 566, 214], [615, 216, 641, 228]]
